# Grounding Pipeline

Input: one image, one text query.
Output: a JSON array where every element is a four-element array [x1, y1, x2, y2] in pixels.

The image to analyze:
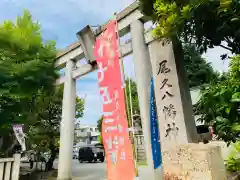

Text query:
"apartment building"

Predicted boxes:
[[74, 124, 100, 144]]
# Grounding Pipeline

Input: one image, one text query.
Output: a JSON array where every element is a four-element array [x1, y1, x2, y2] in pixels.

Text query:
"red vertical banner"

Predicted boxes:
[[94, 20, 136, 180]]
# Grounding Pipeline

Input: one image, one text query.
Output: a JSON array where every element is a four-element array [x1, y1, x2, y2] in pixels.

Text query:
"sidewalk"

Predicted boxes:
[[138, 166, 150, 180], [20, 163, 152, 180], [70, 166, 149, 180]]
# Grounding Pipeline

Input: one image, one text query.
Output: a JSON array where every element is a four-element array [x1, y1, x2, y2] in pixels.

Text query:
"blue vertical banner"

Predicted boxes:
[[150, 78, 162, 169]]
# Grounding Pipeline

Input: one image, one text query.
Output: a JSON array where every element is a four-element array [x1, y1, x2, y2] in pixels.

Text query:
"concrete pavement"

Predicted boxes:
[[53, 159, 150, 180], [72, 161, 106, 180], [21, 158, 149, 180], [54, 159, 106, 180]]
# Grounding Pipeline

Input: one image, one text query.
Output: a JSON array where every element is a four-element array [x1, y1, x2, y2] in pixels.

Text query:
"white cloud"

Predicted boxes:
[[0, 0, 134, 48]]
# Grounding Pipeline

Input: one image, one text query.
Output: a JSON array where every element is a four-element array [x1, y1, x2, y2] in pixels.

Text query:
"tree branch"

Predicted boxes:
[[219, 44, 232, 52]]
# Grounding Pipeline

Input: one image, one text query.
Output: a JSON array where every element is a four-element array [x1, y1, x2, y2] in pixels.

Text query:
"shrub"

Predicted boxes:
[[226, 142, 240, 172]]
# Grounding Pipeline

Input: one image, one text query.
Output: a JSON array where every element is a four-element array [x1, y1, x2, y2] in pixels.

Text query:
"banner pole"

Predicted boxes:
[[113, 13, 139, 178], [128, 79, 135, 141]]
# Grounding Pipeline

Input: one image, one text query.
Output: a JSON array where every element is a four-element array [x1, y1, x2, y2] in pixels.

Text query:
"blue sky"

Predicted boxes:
[[0, 0, 231, 125]]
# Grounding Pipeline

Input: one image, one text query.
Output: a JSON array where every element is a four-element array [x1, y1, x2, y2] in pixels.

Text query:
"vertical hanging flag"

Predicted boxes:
[[150, 78, 162, 169], [13, 124, 26, 151], [94, 20, 136, 180]]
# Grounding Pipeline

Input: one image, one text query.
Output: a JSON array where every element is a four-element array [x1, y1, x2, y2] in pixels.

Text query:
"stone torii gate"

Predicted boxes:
[[55, 1, 198, 180]]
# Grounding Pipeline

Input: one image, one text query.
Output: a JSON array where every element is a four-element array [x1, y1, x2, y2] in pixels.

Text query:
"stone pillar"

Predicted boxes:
[[148, 39, 198, 152], [58, 59, 76, 180], [163, 143, 227, 180], [131, 20, 163, 180]]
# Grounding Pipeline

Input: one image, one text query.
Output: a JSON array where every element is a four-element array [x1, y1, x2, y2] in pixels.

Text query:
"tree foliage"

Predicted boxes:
[[125, 78, 140, 116], [0, 11, 58, 156], [0, 10, 58, 129], [28, 86, 85, 170], [139, 0, 240, 144], [226, 142, 240, 172], [140, 0, 240, 54], [183, 44, 217, 88], [195, 55, 240, 144], [97, 116, 103, 133], [97, 116, 103, 143]]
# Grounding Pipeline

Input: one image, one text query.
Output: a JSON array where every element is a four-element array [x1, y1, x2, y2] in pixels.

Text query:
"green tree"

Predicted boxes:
[[97, 116, 104, 143], [195, 55, 240, 144], [97, 116, 103, 133], [0, 10, 58, 155], [125, 78, 140, 116], [139, 0, 240, 55], [28, 86, 85, 170], [183, 44, 217, 88], [226, 142, 240, 172]]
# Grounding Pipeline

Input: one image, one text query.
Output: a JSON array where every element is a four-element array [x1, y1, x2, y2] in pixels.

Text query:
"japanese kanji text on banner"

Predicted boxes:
[[94, 20, 136, 180]]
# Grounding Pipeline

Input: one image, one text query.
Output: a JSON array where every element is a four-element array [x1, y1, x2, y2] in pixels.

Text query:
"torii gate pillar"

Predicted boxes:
[[58, 59, 76, 180], [131, 19, 164, 180]]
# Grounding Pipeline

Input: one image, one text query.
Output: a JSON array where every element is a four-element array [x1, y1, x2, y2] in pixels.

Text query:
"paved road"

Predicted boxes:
[[22, 159, 148, 180], [54, 159, 107, 180]]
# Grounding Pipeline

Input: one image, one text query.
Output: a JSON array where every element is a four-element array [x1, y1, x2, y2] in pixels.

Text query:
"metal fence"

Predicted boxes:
[[134, 135, 146, 162]]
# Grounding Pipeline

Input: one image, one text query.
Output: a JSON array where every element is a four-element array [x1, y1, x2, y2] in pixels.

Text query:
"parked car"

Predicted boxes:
[[78, 144, 105, 163]]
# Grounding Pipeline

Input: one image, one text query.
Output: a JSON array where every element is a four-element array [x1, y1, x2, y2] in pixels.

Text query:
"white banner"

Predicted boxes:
[[13, 124, 26, 151]]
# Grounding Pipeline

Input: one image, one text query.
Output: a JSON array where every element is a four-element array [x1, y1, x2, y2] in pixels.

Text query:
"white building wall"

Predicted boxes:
[[190, 88, 201, 105], [190, 88, 204, 126], [75, 124, 100, 138]]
